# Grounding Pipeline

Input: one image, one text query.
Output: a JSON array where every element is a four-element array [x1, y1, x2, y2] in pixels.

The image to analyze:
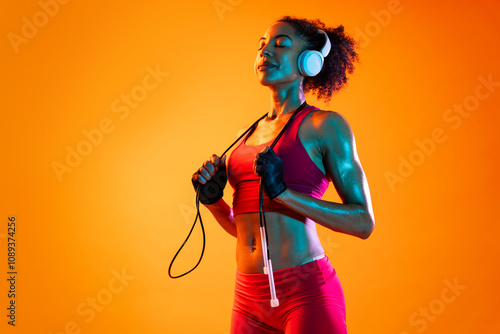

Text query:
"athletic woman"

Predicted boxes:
[[192, 16, 375, 334]]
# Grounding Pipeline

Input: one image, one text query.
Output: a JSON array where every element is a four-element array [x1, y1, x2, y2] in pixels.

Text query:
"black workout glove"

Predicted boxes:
[[254, 147, 287, 199], [192, 155, 227, 205]]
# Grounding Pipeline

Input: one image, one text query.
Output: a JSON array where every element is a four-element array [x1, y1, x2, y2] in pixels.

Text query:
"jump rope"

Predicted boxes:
[[168, 101, 307, 306], [168, 29, 331, 308]]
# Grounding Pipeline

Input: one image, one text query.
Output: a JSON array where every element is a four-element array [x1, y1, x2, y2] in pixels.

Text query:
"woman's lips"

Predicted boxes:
[[258, 65, 276, 71]]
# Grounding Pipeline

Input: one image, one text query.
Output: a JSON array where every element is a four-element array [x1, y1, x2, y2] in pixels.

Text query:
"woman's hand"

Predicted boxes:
[[192, 154, 227, 204], [253, 147, 287, 199]]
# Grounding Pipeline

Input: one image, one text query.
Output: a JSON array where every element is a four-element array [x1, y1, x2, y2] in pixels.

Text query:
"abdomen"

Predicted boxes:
[[235, 211, 325, 274]]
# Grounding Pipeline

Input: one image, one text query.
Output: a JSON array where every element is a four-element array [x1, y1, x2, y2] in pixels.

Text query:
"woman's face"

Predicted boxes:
[[254, 22, 308, 87]]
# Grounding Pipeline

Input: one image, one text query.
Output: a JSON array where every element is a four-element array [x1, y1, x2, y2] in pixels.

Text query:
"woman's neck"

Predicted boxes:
[[267, 80, 306, 119]]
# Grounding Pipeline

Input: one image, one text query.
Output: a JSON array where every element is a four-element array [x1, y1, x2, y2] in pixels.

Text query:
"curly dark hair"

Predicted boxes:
[[276, 15, 360, 104]]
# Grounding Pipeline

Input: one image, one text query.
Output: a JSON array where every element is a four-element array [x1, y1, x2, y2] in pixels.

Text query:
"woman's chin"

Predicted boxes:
[[256, 76, 277, 87], [255, 72, 299, 88]]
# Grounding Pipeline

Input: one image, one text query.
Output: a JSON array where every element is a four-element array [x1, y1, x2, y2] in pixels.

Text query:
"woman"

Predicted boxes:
[[192, 16, 375, 334]]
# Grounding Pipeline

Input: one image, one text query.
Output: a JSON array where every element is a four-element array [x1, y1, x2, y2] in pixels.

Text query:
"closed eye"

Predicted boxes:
[[257, 45, 285, 50]]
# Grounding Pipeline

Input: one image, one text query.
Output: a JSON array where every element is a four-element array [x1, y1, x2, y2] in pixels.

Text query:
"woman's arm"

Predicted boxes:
[[204, 199, 237, 238], [275, 189, 373, 239], [274, 111, 375, 239]]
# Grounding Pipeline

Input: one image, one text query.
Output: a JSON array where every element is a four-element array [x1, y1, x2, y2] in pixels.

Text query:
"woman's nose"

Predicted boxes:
[[259, 44, 272, 57], [262, 49, 272, 57]]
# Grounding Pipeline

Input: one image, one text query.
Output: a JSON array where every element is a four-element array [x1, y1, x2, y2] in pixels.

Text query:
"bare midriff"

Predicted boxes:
[[233, 106, 328, 274], [235, 210, 325, 274]]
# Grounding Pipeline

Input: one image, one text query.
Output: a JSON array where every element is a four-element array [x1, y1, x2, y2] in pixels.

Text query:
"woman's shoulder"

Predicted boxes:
[[305, 108, 353, 137]]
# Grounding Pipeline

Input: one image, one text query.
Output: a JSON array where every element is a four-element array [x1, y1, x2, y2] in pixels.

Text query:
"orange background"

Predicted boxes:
[[1, 0, 500, 333]]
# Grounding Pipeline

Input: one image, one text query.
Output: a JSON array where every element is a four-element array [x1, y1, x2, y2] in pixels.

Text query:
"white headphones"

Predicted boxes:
[[297, 29, 331, 77]]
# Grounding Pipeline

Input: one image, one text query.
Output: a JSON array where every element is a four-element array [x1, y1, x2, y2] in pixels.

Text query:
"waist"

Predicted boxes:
[[234, 255, 334, 300], [298, 253, 326, 265]]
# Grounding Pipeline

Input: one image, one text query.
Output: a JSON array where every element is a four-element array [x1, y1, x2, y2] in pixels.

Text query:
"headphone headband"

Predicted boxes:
[[317, 29, 331, 58]]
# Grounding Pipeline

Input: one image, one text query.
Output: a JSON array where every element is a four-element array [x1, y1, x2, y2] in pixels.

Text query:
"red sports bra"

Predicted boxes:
[[227, 105, 331, 216]]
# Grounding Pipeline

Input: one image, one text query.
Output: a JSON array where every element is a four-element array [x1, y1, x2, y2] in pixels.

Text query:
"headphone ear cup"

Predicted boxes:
[[298, 50, 324, 77], [297, 50, 308, 76]]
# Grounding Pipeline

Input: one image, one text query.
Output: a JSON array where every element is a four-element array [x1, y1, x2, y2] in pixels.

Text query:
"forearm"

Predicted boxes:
[[274, 189, 374, 239], [203, 199, 237, 238]]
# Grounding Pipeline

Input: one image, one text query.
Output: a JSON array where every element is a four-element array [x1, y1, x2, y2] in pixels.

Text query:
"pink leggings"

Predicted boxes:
[[230, 255, 347, 334]]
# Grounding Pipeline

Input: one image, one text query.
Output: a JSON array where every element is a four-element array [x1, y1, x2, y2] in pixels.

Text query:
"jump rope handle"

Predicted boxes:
[[259, 181, 280, 307]]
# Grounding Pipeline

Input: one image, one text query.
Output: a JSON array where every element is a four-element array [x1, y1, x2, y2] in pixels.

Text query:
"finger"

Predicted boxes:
[[194, 173, 207, 185], [199, 167, 211, 181], [253, 164, 265, 176], [211, 154, 220, 169], [254, 158, 268, 165], [204, 161, 215, 176], [260, 146, 270, 154], [221, 155, 227, 166], [258, 150, 275, 159]]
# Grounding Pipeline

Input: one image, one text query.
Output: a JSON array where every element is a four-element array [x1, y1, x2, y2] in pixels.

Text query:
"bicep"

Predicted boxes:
[[321, 113, 372, 208]]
